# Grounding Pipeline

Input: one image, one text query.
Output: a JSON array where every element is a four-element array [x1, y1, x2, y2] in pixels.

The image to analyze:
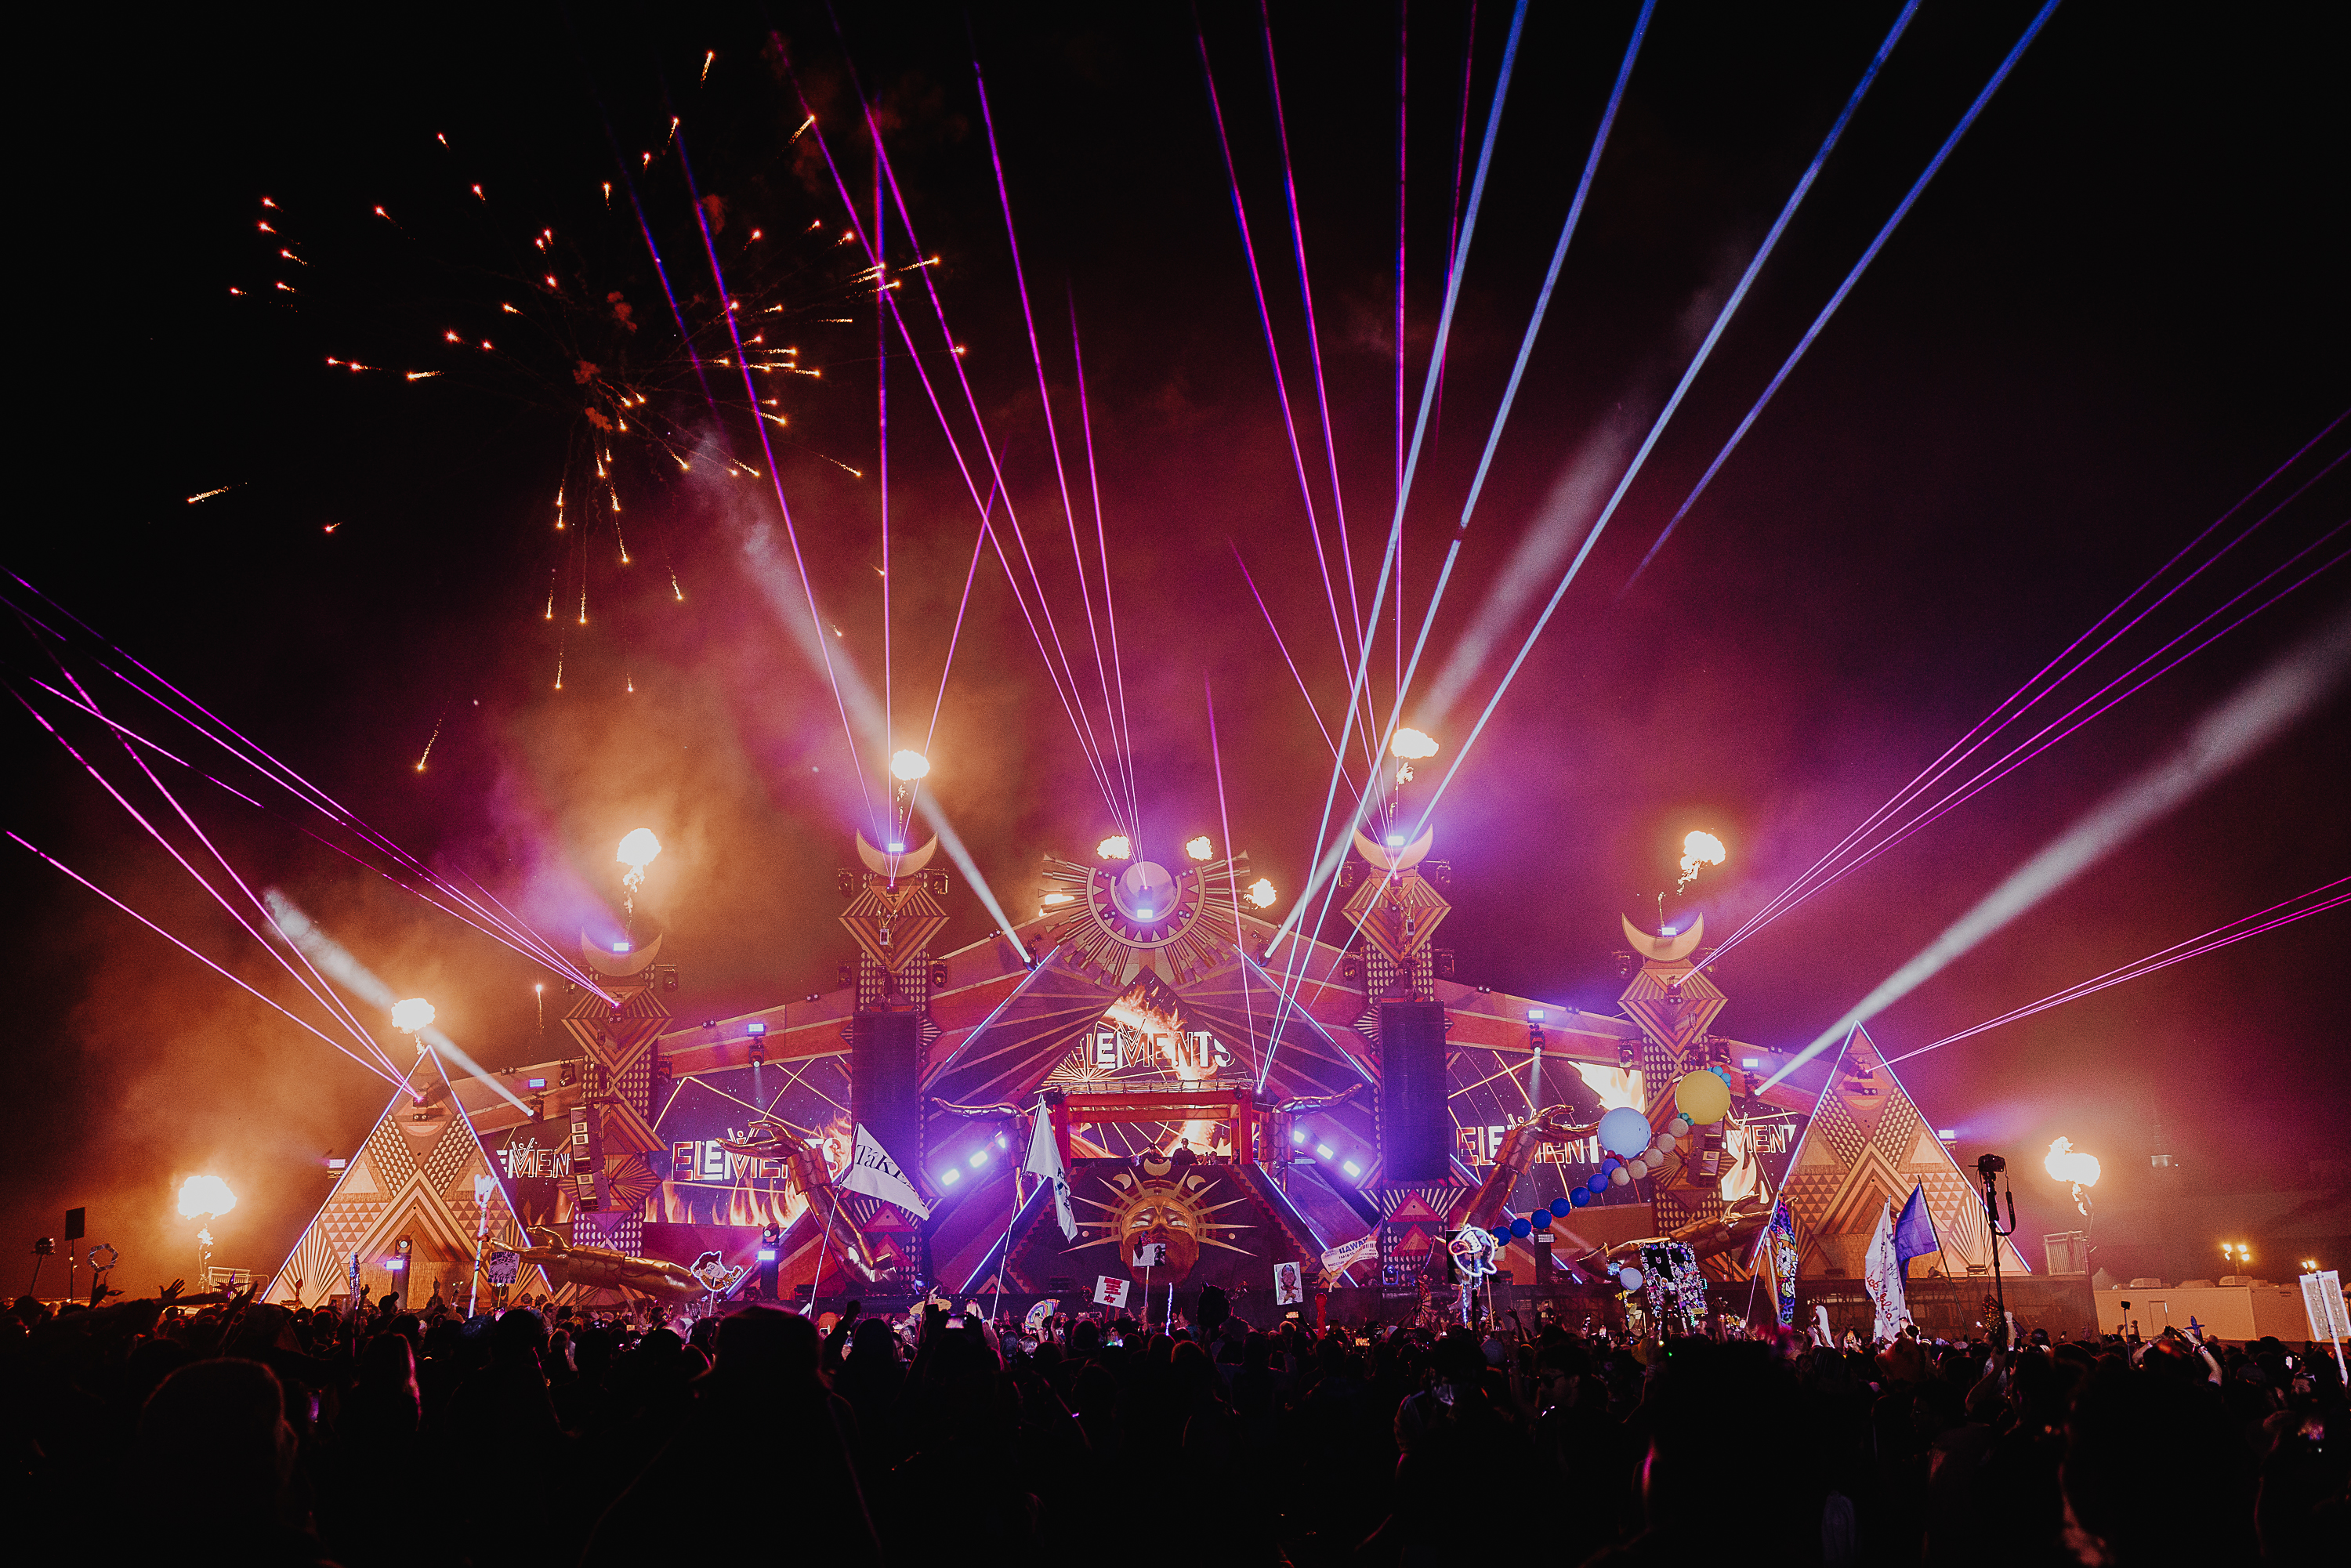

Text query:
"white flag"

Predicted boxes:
[[838, 1123, 933, 1220], [1024, 1100, 1078, 1240], [1093, 1274, 1131, 1308], [1863, 1198, 1910, 1342]]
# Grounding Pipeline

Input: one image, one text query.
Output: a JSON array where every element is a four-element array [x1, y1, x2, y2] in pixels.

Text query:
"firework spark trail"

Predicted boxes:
[[1204, 675, 1263, 1087], [1765, 597, 2351, 1092], [794, 66, 1132, 829], [1702, 446, 2349, 971], [1230, 542, 1367, 798], [1263, 0, 1528, 972], [1383, 0, 1653, 757], [7, 833, 406, 1088], [1197, 16, 1382, 782], [1407, 0, 1976, 845], [415, 704, 446, 772], [1625, 0, 2066, 594], [9, 578, 607, 991], [677, 135, 881, 841], [1882, 875, 2351, 1069], [10, 686, 404, 1077], [973, 65, 1136, 840], [1070, 300, 1143, 835]]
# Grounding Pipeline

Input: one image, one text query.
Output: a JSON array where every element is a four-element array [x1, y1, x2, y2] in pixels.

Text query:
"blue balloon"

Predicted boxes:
[[1490, 1227, 1512, 1246], [1569, 1187, 1591, 1208], [1598, 1106, 1654, 1158], [1586, 1174, 1608, 1194], [1531, 1209, 1552, 1229], [1549, 1197, 1573, 1219], [1509, 1218, 1531, 1239]]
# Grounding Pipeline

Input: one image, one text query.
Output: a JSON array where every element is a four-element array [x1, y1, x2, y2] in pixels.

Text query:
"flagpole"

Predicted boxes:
[[810, 1194, 838, 1316], [991, 1156, 1023, 1327]]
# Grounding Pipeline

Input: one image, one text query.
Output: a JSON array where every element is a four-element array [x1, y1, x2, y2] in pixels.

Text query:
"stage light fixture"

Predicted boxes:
[[525, 1077, 546, 1090], [889, 750, 931, 781], [968, 1150, 990, 1168], [1342, 1160, 1362, 1179], [940, 1168, 962, 1186], [746, 1021, 767, 1035], [1315, 1144, 1335, 1160], [1291, 1130, 1307, 1145], [1186, 836, 1212, 860], [1938, 1128, 1958, 1142]]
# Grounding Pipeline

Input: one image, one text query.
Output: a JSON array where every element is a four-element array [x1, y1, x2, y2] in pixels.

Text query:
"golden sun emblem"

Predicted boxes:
[[1068, 1162, 1252, 1284]]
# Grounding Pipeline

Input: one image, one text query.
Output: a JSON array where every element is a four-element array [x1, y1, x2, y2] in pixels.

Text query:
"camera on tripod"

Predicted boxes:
[[1976, 1153, 2006, 1178]]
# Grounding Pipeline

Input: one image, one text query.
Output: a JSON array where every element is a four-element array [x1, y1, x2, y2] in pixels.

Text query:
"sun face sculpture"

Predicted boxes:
[[1067, 1160, 1252, 1284]]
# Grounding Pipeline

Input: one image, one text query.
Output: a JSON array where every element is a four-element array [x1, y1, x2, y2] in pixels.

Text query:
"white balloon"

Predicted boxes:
[[1667, 1117, 1690, 1137], [1617, 1266, 1644, 1291], [1609, 1167, 1630, 1186], [1626, 1158, 1649, 1179]]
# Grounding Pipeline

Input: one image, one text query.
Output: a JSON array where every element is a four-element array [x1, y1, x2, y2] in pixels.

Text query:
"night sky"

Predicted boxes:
[[7, 2, 2345, 1291]]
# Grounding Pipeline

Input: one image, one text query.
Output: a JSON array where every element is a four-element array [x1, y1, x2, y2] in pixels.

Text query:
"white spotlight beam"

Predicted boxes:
[[1766, 599, 2351, 1092], [266, 892, 532, 1115]]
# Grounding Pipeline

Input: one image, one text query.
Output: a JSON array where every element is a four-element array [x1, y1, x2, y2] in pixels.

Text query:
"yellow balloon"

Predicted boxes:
[[1675, 1068, 1732, 1124]]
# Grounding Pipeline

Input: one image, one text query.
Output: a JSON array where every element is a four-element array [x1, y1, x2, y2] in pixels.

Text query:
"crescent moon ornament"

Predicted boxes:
[[581, 929, 665, 976], [1620, 913, 1704, 963], [856, 831, 939, 879], [1351, 824, 1435, 873]]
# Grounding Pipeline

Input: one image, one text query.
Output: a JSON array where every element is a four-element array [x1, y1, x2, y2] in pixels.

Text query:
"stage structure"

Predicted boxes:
[[264, 1048, 550, 1310], [278, 825, 2020, 1320]]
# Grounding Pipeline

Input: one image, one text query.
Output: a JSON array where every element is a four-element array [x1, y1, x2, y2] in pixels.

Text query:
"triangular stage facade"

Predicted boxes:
[[1779, 1025, 2029, 1280], [266, 1050, 549, 1309]]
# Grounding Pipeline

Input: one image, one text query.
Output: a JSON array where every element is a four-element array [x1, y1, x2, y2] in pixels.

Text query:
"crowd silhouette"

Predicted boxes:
[[2, 1282, 2342, 1566]]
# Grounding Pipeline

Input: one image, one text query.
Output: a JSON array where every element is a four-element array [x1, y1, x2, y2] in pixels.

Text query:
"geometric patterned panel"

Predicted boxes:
[[266, 1053, 552, 1306], [1780, 1026, 2030, 1280]]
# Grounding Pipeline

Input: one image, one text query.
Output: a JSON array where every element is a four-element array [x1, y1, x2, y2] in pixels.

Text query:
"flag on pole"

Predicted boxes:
[[1092, 1274, 1131, 1308], [1025, 1099, 1077, 1240], [838, 1123, 932, 1220], [1864, 1197, 1911, 1342], [1320, 1233, 1380, 1277], [1893, 1182, 1939, 1270]]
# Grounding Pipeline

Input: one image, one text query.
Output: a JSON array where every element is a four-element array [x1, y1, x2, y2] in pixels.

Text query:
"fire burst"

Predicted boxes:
[[177, 1174, 237, 1218], [1676, 831, 1726, 891]]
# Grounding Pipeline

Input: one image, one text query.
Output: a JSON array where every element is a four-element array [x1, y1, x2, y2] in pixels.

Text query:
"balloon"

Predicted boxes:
[[1509, 1218, 1531, 1238], [1626, 1158, 1649, 1179], [1531, 1210, 1552, 1230], [1491, 1228, 1512, 1246], [1598, 1107, 1653, 1157], [1666, 1117, 1691, 1137], [1617, 1266, 1644, 1291], [1674, 1069, 1732, 1124], [1569, 1188, 1591, 1208], [1586, 1175, 1608, 1194], [1609, 1167, 1630, 1186], [1651, 1137, 1677, 1159], [1549, 1197, 1573, 1219]]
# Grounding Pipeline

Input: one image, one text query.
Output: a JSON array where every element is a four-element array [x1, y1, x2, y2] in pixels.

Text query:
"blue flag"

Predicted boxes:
[[1893, 1182, 1938, 1268]]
